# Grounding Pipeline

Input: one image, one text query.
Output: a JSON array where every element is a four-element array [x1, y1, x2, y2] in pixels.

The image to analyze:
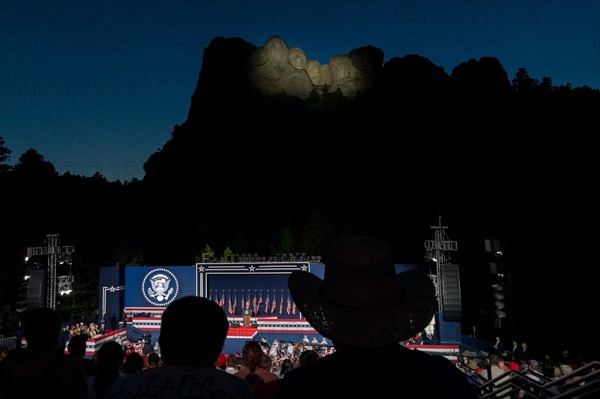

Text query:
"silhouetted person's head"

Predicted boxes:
[[260, 353, 271, 371], [298, 349, 319, 367], [22, 307, 62, 353], [226, 353, 238, 368], [147, 352, 160, 367], [96, 340, 124, 372], [279, 358, 294, 376], [241, 340, 264, 373], [288, 236, 437, 348], [67, 333, 89, 358], [158, 296, 229, 367], [488, 354, 502, 366], [123, 351, 145, 374]]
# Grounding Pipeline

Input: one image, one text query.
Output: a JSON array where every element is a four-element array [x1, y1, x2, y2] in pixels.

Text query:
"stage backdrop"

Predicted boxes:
[[120, 263, 320, 314]]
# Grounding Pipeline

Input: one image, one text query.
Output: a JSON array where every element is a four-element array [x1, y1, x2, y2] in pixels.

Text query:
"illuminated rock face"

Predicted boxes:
[[249, 36, 383, 100]]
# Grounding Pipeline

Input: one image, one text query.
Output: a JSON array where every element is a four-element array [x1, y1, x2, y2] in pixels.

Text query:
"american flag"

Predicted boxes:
[[279, 291, 284, 314], [228, 291, 232, 314], [252, 290, 257, 313], [291, 300, 297, 315], [271, 292, 277, 314], [233, 291, 238, 314], [219, 290, 225, 308], [264, 290, 270, 314], [286, 293, 291, 315], [246, 290, 251, 310], [257, 290, 263, 314]]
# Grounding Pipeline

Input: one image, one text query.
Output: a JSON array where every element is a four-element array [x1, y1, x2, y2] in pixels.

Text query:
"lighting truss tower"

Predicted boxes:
[[424, 216, 458, 317], [27, 234, 75, 309]]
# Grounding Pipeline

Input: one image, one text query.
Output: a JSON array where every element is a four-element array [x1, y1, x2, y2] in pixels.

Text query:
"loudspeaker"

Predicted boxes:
[[27, 269, 47, 308], [441, 264, 462, 322]]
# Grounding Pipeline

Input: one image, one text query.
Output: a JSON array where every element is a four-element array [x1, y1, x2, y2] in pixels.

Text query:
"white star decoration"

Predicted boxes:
[[199, 266, 205, 272], [109, 286, 116, 292], [301, 265, 308, 271], [249, 266, 255, 272]]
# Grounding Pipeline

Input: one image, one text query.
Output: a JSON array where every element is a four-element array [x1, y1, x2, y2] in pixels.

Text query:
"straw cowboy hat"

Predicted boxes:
[[288, 236, 438, 347]]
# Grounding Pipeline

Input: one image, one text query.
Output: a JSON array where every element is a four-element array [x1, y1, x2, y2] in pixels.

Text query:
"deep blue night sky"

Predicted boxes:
[[1, 0, 599, 181]]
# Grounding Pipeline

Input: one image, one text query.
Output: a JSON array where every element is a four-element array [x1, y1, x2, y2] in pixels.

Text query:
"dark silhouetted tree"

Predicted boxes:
[[300, 212, 336, 257], [114, 245, 144, 266], [512, 67, 539, 94], [540, 76, 553, 93], [12, 148, 58, 179], [196, 244, 215, 263], [272, 227, 296, 254], [0, 133, 12, 173]]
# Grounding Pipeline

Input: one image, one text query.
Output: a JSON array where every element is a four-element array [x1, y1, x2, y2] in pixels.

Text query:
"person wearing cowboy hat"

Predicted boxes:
[[276, 236, 478, 399]]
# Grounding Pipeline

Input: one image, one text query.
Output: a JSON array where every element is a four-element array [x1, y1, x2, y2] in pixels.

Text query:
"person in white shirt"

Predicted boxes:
[[269, 343, 279, 358]]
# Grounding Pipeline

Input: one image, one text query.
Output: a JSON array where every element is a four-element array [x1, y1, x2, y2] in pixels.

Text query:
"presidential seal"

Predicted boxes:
[[142, 268, 179, 306]]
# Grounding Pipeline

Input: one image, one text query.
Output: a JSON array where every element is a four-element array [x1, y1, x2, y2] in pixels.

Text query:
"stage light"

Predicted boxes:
[[58, 275, 74, 295]]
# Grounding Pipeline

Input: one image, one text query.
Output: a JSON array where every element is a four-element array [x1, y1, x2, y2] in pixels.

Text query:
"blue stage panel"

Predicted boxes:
[[125, 266, 197, 308], [197, 262, 311, 318]]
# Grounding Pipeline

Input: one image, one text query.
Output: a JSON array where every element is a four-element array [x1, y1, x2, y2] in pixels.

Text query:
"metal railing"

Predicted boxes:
[[468, 361, 600, 398], [0, 336, 17, 350]]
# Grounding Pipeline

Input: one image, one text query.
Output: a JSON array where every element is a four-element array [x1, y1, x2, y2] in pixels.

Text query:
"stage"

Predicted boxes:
[[98, 261, 462, 356]]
